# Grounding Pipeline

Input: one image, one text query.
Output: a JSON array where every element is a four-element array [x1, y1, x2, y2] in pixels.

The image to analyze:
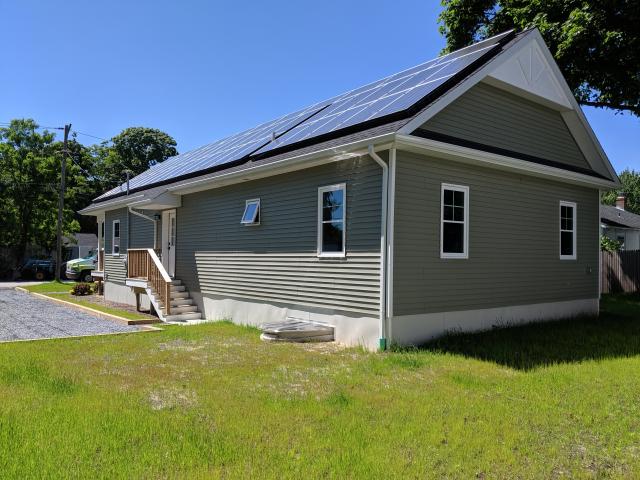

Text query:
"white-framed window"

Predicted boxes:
[[440, 184, 469, 259], [112, 220, 120, 255], [318, 183, 346, 257], [241, 198, 260, 225], [560, 201, 577, 260]]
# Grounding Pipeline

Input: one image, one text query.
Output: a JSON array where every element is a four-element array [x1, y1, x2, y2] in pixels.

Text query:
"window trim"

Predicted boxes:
[[112, 219, 120, 256], [317, 183, 346, 258], [559, 200, 577, 260], [440, 183, 469, 259], [240, 198, 261, 226]]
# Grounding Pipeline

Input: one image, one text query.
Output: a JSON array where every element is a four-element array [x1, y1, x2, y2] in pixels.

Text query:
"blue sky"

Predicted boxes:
[[1, 0, 637, 173]]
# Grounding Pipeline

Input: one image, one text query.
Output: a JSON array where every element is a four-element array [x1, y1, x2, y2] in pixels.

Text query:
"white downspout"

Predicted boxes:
[[368, 145, 388, 350], [387, 148, 396, 338], [128, 207, 158, 250]]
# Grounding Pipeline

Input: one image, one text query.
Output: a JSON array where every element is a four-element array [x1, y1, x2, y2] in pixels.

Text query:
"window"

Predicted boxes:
[[241, 199, 260, 225], [440, 184, 469, 259], [112, 220, 120, 255], [560, 201, 577, 260], [318, 184, 346, 256]]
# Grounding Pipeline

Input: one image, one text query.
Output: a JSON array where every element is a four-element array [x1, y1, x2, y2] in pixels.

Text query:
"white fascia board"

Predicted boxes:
[[396, 133, 619, 190], [78, 193, 146, 216], [166, 133, 396, 196]]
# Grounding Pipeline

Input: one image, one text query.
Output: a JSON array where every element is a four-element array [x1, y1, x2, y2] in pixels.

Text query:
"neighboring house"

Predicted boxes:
[[63, 233, 98, 260], [80, 28, 619, 349], [601, 196, 640, 250]]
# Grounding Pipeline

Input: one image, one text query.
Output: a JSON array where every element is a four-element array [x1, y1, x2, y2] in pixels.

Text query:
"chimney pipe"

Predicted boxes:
[[616, 195, 626, 210]]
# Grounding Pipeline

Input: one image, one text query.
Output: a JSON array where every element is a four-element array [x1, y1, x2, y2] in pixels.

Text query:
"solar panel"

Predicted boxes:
[[252, 43, 499, 156], [96, 100, 330, 199], [97, 31, 511, 200]]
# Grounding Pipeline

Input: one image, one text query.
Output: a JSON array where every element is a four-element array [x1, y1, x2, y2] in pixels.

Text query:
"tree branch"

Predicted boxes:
[[578, 100, 640, 115]]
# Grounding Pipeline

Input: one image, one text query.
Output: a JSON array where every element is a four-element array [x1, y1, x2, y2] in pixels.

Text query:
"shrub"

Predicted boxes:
[[70, 283, 93, 296], [601, 235, 622, 252]]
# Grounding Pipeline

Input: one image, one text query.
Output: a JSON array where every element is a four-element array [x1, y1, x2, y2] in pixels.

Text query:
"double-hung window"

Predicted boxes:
[[241, 199, 260, 225], [559, 201, 577, 260], [112, 220, 120, 255], [440, 184, 469, 259], [318, 184, 346, 257]]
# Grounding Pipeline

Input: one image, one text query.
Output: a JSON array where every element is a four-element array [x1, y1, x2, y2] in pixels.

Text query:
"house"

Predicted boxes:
[[80, 29, 619, 349], [601, 196, 640, 250], [63, 233, 98, 260]]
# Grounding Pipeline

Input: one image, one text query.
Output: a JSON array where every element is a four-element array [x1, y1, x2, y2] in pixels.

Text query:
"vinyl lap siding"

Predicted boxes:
[[104, 255, 127, 285], [423, 82, 590, 171], [393, 151, 599, 316], [129, 211, 156, 249], [176, 156, 382, 316], [102, 208, 130, 285]]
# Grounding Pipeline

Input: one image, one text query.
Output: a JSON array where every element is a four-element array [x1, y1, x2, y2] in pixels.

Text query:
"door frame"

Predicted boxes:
[[161, 209, 177, 277]]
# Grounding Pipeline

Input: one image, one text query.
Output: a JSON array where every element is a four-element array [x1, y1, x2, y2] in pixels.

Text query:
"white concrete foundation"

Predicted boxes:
[[391, 298, 599, 346], [104, 281, 151, 310], [191, 292, 379, 350]]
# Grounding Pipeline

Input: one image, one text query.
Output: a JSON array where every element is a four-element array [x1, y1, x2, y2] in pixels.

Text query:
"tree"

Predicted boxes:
[[0, 119, 80, 265], [438, 0, 640, 115], [602, 169, 640, 214], [102, 127, 178, 188]]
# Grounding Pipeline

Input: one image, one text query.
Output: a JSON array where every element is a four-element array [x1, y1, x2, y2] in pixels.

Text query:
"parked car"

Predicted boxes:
[[18, 257, 56, 280], [65, 251, 97, 282]]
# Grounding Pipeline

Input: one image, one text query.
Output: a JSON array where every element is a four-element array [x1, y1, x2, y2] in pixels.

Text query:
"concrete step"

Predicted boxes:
[[170, 291, 190, 299], [164, 312, 202, 322], [170, 285, 186, 292], [158, 298, 195, 307], [170, 279, 182, 286], [166, 305, 198, 314]]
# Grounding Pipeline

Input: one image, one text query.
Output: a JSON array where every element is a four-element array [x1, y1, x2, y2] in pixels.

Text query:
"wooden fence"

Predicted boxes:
[[601, 250, 640, 294]]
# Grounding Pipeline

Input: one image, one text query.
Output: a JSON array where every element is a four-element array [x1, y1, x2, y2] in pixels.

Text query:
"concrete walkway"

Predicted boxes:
[[0, 289, 141, 342]]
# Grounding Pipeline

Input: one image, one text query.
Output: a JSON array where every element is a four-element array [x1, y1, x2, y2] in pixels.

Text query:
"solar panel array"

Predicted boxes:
[[97, 32, 509, 200]]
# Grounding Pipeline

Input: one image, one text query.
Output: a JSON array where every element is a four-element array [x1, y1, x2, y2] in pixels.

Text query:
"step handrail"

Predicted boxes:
[[128, 248, 172, 315]]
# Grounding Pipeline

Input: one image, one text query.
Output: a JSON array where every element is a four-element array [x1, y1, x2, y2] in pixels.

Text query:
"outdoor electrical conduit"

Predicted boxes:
[[368, 144, 389, 350]]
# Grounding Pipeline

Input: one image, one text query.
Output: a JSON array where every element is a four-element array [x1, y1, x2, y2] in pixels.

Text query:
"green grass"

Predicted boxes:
[[23, 281, 151, 321], [1, 295, 640, 478], [22, 280, 74, 294]]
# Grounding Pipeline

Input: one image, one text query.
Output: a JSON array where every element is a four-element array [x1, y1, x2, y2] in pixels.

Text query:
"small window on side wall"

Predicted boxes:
[[441, 184, 469, 259], [112, 220, 120, 255], [241, 199, 260, 225], [560, 201, 577, 260], [318, 184, 346, 257]]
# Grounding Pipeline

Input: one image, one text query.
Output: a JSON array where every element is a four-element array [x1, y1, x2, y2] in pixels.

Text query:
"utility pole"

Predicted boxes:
[[55, 124, 71, 282]]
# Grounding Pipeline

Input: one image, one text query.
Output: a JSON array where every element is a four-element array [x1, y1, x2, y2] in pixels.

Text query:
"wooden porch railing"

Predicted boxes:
[[127, 248, 172, 315], [98, 248, 104, 271]]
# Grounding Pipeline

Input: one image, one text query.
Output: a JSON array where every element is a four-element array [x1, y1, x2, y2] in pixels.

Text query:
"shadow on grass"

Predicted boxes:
[[418, 294, 640, 370]]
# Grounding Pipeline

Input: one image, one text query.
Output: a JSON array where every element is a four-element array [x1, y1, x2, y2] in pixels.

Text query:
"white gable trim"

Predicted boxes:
[[398, 29, 618, 184]]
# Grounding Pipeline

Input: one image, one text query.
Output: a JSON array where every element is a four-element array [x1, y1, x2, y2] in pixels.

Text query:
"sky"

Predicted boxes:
[[1, 0, 638, 173]]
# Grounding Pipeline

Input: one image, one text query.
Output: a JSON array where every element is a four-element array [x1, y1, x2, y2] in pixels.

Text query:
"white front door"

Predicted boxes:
[[162, 209, 177, 277]]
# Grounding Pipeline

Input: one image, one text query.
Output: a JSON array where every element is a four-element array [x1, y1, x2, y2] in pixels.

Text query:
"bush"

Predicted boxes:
[[70, 283, 93, 296], [601, 235, 622, 252]]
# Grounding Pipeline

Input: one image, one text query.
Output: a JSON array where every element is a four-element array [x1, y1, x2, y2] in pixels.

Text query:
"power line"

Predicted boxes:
[[73, 130, 110, 142]]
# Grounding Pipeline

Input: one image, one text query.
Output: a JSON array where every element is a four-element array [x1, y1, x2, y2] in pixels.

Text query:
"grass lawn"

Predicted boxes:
[[1, 295, 640, 478], [22, 281, 153, 321]]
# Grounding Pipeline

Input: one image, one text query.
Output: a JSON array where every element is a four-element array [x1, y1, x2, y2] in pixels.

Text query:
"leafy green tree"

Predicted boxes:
[[602, 169, 640, 214], [0, 119, 79, 265], [439, 0, 640, 115], [601, 235, 622, 252], [102, 127, 178, 188]]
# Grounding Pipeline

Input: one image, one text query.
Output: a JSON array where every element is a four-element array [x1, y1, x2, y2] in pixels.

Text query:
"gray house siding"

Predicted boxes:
[[103, 208, 129, 285], [129, 211, 156, 249], [393, 151, 599, 317], [175, 156, 383, 316], [422, 82, 591, 171]]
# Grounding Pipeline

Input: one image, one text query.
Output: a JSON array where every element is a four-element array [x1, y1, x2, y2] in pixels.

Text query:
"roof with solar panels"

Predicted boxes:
[[82, 27, 617, 211]]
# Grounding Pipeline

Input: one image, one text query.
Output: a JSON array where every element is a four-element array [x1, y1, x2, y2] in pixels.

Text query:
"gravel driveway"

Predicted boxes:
[[0, 289, 141, 342]]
